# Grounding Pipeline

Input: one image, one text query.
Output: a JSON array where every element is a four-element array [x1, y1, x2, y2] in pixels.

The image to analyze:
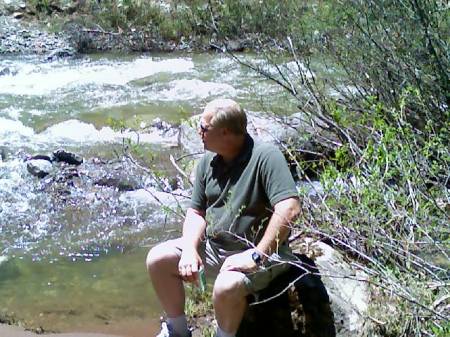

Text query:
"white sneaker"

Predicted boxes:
[[155, 319, 192, 337], [155, 320, 171, 337]]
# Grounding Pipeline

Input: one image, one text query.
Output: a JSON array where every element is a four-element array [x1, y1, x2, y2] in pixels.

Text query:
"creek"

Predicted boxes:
[[0, 52, 296, 336]]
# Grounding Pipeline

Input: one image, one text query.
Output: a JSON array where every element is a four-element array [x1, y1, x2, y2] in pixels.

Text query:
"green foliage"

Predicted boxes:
[[27, 0, 52, 16], [90, 0, 163, 30], [202, 3, 449, 335], [297, 92, 449, 336], [323, 0, 448, 128], [185, 284, 213, 319], [34, 1, 448, 335]]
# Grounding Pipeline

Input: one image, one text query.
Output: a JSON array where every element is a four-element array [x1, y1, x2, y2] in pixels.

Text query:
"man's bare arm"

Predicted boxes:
[[220, 197, 300, 272], [178, 208, 207, 282], [256, 197, 300, 258], [181, 208, 207, 249]]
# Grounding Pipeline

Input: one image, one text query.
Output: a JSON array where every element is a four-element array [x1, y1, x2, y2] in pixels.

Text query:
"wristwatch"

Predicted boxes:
[[251, 250, 263, 266]]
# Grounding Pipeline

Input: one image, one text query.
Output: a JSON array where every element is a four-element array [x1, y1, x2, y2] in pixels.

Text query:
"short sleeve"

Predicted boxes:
[[189, 156, 207, 211], [260, 147, 298, 206]]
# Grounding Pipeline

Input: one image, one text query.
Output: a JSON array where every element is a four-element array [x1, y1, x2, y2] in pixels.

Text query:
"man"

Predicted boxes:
[[146, 99, 300, 337]]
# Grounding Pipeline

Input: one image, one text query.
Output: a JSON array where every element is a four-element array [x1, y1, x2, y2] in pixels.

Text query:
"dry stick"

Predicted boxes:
[[378, 240, 443, 279], [169, 154, 192, 186], [289, 36, 362, 156], [175, 152, 204, 162], [391, 131, 449, 257], [125, 153, 188, 218], [81, 29, 121, 35]]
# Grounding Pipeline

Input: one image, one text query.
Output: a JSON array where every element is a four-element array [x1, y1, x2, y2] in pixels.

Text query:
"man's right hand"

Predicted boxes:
[[178, 246, 203, 284]]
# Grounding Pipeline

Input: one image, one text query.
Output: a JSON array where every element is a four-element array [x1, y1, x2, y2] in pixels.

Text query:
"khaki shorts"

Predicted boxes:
[[159, 238, 296, 294]]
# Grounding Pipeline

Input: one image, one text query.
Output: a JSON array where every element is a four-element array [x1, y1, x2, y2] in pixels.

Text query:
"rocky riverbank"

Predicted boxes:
[[0, 0, 252, 56], [0, 14, 73, 55]]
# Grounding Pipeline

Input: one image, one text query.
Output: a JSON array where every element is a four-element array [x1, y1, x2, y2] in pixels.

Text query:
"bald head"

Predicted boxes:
[[204, 99, 247, 135]]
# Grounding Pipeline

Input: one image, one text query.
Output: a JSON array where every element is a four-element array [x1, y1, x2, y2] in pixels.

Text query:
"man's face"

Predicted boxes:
[[198, 110, 220, 152]]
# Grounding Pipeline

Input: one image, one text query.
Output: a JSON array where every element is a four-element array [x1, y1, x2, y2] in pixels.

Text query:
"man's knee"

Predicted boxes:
[[213, 271, 248, 302], [146, 240, 180, 272]]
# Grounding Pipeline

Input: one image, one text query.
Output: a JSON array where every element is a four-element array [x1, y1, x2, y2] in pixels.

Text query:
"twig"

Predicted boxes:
[[81, 29, 121, 35], [169, 154, 192, 186]]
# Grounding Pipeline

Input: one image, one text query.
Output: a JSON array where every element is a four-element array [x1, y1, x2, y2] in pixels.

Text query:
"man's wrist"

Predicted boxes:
[[251, 248, 264, 266]]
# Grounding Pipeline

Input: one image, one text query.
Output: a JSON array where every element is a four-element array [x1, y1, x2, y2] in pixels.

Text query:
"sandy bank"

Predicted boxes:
[[0, 324, 125, 337]]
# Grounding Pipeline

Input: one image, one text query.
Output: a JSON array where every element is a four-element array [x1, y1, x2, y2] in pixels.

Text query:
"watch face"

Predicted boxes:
[[252, 251, 261, 264]]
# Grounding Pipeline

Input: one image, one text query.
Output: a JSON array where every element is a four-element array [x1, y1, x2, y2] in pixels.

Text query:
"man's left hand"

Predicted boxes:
[[220, 249, 260, 273]]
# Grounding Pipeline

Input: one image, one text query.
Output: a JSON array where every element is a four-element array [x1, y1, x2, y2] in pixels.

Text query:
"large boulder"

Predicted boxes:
[[291, 238, 374, 337], [237, 254, 335, 337], [232, 238, 374, 337]]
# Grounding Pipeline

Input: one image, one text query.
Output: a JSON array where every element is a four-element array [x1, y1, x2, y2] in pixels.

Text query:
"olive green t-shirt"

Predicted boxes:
[[190, 134, 298, 251]]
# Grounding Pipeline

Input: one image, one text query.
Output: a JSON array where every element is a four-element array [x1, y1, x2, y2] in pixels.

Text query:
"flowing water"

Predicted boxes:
[[0, 52, 297, 336]]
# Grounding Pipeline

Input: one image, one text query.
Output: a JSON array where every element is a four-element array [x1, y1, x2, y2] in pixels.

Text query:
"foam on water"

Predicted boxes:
[[119, 188, 188, 207], [0, 57, 194, 96], [37, 119, 179, 146], [38, 119, 117, 143], [0, 117, 35, 139], [0, 117, 179, 149], [156, 79, 237, 100]]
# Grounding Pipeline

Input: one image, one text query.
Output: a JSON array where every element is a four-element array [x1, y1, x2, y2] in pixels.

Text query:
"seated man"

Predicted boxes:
[[146, 98, 300, 337]]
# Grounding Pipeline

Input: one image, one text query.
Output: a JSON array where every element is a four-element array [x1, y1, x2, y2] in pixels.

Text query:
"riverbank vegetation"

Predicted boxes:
[[226, 1, 448, 336], [24, 0, 449, 336], [214, 1, 448, 336]]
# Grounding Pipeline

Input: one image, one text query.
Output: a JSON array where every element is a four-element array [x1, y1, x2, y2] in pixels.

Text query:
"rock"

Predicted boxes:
[[234, 239, 373, 337], [12, 11, 23, 19], [151, 118, 174, 133], [291, 238, 373, 337], [95, 176, 140, 191], [226, 39, 244, 52], [3, 0, 23, 14], [26, 159, 53, 178], [238, 254, 336, 337], [46, 47, 75, 61], [0, 15, 74, 55], [0, 147, 9, 161], [0, 67, 12, 76], [29, 154, 53, 162], [52, 149, 83, 165]]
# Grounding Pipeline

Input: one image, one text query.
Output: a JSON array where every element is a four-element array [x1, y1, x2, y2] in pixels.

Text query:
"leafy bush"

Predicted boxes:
[[205, 0, 449, 336]]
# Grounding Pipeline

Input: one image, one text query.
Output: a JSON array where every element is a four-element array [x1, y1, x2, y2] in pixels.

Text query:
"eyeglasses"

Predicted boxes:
[[199, 123, 211, 133]]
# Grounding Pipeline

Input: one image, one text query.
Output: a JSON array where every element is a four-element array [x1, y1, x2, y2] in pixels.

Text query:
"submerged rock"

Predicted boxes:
[[29, 154, 53, 162], [46, 47, 75, 61], [0, 146, 9, 161], [95, 176, 141, 192], [0, 66, 16, 76]]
